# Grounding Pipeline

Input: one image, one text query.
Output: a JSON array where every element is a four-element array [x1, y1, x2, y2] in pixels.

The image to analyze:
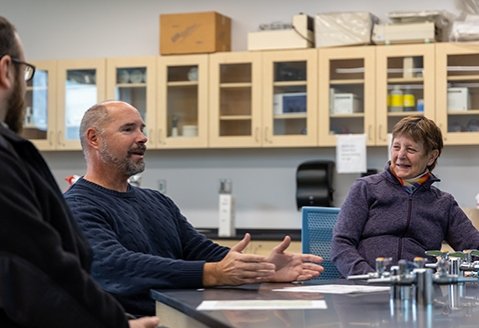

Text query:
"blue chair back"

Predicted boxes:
[[301, 206, 341, 280]]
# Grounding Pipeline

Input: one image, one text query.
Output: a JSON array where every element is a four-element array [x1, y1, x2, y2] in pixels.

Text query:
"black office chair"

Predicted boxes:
[[296, 160, 335, 210]]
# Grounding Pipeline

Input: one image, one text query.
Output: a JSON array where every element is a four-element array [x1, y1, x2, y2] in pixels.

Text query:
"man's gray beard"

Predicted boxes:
[[99, 142, 145, 178]]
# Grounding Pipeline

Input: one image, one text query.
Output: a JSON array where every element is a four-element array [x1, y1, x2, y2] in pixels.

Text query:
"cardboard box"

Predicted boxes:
[[160, 11, 231, 55]]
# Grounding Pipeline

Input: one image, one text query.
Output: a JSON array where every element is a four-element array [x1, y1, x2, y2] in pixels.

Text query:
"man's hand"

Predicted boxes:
[[128, 316, 160, 328], [266, 235, 324, 282], [203, 233, 276, 286]]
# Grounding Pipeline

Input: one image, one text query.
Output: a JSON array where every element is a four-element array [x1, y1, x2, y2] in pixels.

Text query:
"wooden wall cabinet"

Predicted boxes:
[[156, 55, 209, 149], [436, 43, 479, 145], [209, 49, 318, 148], [318, 46, 376, 146], [375, 44, 436, 146], [106, 56, 157, 146], [24, 43, 479, 150], [56, 59, 106, 150], [209, 52, 262, 147], [22, 60, 57, 150]]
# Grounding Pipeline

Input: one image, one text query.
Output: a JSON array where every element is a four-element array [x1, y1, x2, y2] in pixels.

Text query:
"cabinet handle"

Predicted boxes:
[[379, 125, 386, 142], [439, 124, 447, 141], [368, 125, 373, 143], [264, 127, 271, 144], [57, 131, 63, 147], [254, 127, 260, 143]]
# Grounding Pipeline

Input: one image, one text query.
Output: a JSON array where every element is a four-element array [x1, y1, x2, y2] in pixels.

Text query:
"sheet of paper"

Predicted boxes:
[[273, 284, 390, 294], [196, 299, 327, 311], [336, 134, 367, 173]]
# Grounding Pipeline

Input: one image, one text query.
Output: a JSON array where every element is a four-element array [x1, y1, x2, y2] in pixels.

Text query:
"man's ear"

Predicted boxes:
[[86, 127, 100, 149], [0, 56, 13, 89]]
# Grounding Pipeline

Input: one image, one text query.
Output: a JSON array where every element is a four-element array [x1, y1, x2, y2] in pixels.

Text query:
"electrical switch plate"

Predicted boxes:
[[158, 179, 167, 194]]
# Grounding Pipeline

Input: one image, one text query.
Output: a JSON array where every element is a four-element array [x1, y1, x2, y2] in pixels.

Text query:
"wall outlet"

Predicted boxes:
[[158, 179, 167, 194]]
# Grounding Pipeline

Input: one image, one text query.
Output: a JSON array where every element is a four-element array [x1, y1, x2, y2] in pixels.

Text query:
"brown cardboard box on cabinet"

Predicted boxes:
[[160, 11, 231, 55]]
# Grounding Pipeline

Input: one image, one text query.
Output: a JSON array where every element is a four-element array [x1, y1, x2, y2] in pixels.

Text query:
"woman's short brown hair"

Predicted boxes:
[[392, 115, 443, 171]]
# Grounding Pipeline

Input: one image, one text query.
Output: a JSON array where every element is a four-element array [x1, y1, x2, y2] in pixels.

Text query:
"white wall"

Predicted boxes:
[[4, 0, 479, 229]]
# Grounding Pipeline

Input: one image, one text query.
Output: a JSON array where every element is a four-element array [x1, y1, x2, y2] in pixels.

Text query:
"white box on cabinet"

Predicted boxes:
[[447, 87, 469, 111], [332, 93, 360, 114]]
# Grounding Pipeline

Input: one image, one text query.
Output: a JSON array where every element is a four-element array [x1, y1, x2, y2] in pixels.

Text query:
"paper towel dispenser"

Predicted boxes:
[[296, 160, 335, 210]]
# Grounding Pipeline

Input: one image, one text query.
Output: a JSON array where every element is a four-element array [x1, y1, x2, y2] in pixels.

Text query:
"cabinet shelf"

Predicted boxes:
[[219, 82, 252, 88], [330, 113, 365, 118], [273, 81, 306, 87], [330, 79, 364, 85], [219, 115, 252, 120], [116, 82, 147, 88], [387, 77, 424, 84], [167, 81, 198, 87], [448, 109, 479, 115], [388, 111, 423, 117], [273, 113, 307, 119], [447, 75, 479, 82]]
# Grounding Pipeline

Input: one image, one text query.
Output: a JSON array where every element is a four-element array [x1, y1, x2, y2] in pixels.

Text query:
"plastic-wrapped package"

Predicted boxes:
[[450, 0, 479, 41], [315, 11, 379, 48], [450, 14, 479, 41]]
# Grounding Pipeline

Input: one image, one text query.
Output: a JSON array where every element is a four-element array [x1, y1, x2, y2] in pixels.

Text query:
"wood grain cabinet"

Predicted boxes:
[[375, 44, 436, 146], [209, 49, 318, 148], [209, 51, 262, 147], [21, 60, 57, 150], [56, 58, 107, 150], [106, 56, 157, 146], [156, 54, 209, 149], [262, 49, 318, 147], [435, 43, 479, 145], [318, 46, 376, 146]]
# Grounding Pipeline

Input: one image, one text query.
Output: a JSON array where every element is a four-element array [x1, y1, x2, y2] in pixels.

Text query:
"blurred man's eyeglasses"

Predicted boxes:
[[0, 54, 36, 82]]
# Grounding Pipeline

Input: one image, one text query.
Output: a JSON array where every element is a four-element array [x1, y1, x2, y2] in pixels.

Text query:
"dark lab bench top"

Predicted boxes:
[[151, 281, 479, 328], [195, 228, 301, 241]]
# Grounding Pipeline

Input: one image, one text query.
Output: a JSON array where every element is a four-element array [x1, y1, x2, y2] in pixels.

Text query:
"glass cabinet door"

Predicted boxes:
[[157, 55, 208, 148], [57, 59, 106, 150], [106, 57, 156, 146], [262, 49, 318, 147], [209, 52, 262, 147], [21, 60, 56, 150], [376, 44, 435, 146], [318, 47, 376, 146], [436, 43, 479, 145]]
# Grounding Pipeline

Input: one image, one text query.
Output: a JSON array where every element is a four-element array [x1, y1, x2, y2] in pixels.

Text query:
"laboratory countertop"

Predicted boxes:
[[151, 280, 479, 328], [196, 228, 301, 241]]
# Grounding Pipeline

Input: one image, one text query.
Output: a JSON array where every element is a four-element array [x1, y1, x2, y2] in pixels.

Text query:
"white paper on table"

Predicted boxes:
[[336, 134, 367, 173], [196, 299, 327, 311], [273, 284, 390, 294]]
